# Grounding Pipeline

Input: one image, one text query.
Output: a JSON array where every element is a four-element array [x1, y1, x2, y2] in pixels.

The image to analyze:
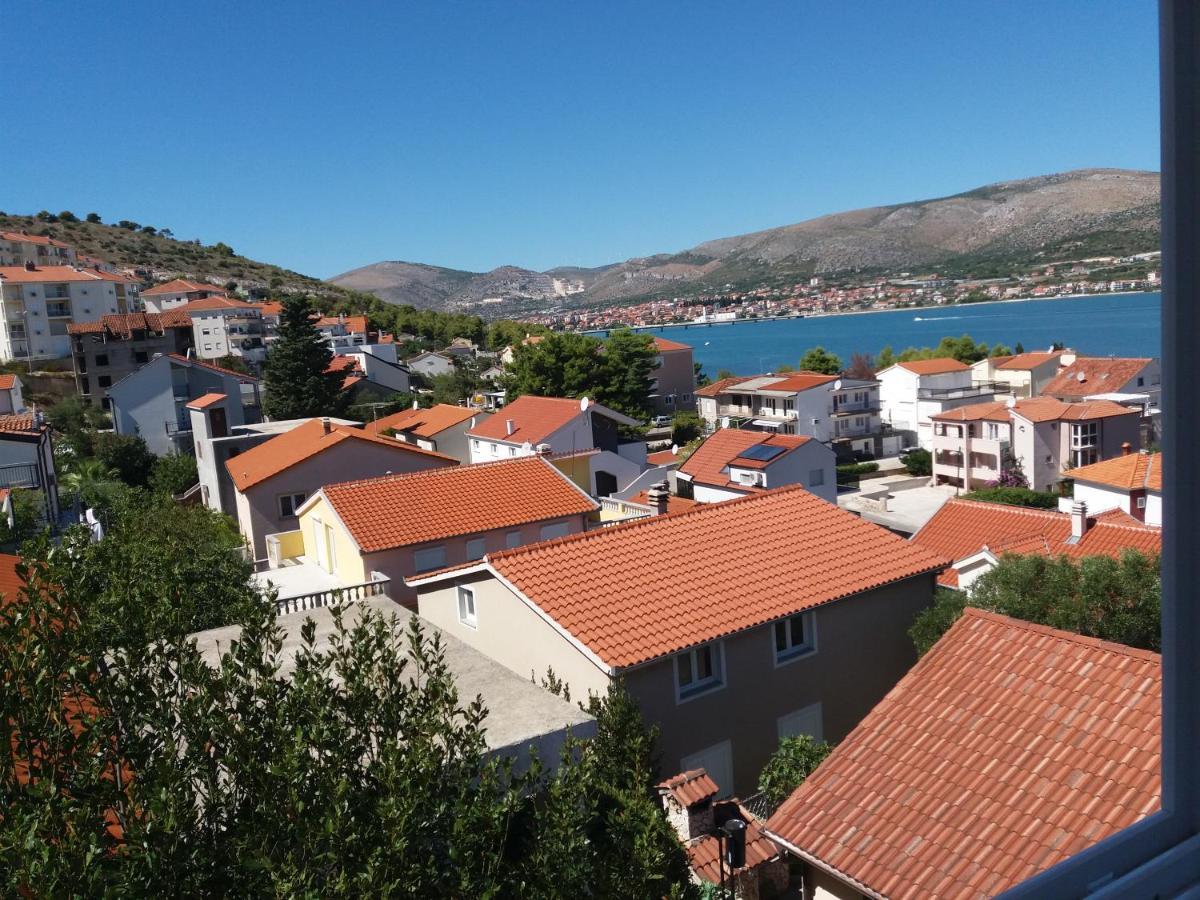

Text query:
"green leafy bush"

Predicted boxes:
[[758, 734, 834, 806], [900, 447, 931, 476], [962, 486, 1058, 509]]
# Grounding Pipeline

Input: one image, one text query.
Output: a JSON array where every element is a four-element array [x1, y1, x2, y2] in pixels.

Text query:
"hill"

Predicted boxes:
[[333, 168, 1160, 312]]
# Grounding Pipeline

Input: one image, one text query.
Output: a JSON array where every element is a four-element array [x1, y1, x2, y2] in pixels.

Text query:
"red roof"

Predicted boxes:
[[994, 350, 1063, 370], [895, 358, 970, 375], [315, 314, 369, 334], [695, 376, 747, 398], [652, 335, 692, 352], [185, 392, 227, 410], [0, 413, 41, 436], [165, 353, 260, 382], [688, 806, 781, 885], [932, 397, 1137, 425], [0, 231, 72, 248], [912, 498, 1162, 587], [1071, 452, 1162, 493], [67, 309, 192, 337], [475, 486, 947, 669], [366, 403, 478, 437], [258, 300, 284, 316], [657, 769, 719, 806], [679, 430, 813, 490], [1041, 357, 1155, 398], [227, 418, 453, 491], [766, 608, 1161, 899], [0, 553, 23, 609], [646, 448, 681, 466], [0, 265, 136, 284], [184, 295, 260, 312], [142, 278, 227, 297], [467, 395, 632, 444], [627, 489, 699, 514], [0, 375, 16, 390], [323, 456, 597, 553], [763, 372, 839, 392]]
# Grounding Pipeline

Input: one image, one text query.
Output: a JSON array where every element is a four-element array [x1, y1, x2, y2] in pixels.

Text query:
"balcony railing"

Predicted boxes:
[[274, 577, 390, 615], [917, 381, 1008, 401], [0, 463, 40, 489]]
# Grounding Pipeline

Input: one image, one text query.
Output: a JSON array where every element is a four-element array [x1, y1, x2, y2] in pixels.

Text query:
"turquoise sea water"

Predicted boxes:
[[630, 292, 1162, 376]]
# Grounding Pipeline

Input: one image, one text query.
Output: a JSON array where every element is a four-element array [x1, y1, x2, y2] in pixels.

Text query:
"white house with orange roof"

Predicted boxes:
[[183, 295, 267, 362], [676, 428, 836, 503], [366, 402, 489, 462], [1040, 355, 1161, 404], [140, 278, 227, 314], [930, 396, 1141, 492], [0, 411, 58, 522], [970, 349, 1072, 398], [411, 486, 948, 793], [877, 358, 1006, 450], [1067, 451, 1163, 526], [0, 231, 77, 267], [0, 263, 141, 361], [466, 394, 644, 496], [0, 375, 25, 414]]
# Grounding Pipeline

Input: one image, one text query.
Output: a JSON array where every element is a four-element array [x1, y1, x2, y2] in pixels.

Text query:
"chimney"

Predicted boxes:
[[23, 261, 35, 272], [1121, 441, 1132, 456], [646, 482, 670, 516], [506, 419, 516, 436], [321, 417, 331, 435], [1070, 500, 1088, 541]]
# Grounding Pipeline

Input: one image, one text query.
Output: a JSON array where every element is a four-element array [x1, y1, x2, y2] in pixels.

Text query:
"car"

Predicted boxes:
[[650, 415, 673, 428]]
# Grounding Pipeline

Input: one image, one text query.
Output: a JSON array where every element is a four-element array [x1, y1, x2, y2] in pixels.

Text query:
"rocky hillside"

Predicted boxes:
[[333, 168, 1160, 311]]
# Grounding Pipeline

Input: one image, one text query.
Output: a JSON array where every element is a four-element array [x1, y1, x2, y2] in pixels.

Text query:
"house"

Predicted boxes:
[[695, 372, 885, 459], [596, 482, 698, 525], [263, 455, 599, 607], [466, 395, 645, 496], [406, 350, 456, 379], [480, 364, 505, 382], [648, 336, 696, 414], [930, 397, 1141, 492], [0, 264, 142, 361], [1040, 355, 1161, 404], [970, 350, 1070, 398], [366, 402, 489, 462], [314, 313, 369, 348], [225, 416, 455, 560], [877, 358, 1004, 450], [140, 278, 227, 314], [0, 412, 58, 522], [411, 486, 947, 793], [67, 310, 193, 408], [499, 334, 545, 367], [0, 231, 78, 267], [106, 353, 262, 456], [328, 347, 411, 395], [442, 337, 477, 358], [911, 497, 1162, 591], [763, 608, 1161, 900], [184, 295, 267, 362], [1068, 451, 1162, 525], [190, 595, 595, 772], [676, 430, 837, 504], [0, 375, 25, 414]]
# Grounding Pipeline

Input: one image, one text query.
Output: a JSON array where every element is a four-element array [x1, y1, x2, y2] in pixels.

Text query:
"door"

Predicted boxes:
[[312, 517, 330, 572], [594, 470, 618, 497], [680, 740, 733, 797]]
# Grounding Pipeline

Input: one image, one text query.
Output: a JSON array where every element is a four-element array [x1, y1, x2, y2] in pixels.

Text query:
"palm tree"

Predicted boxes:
[[62, 458, 118, 503]]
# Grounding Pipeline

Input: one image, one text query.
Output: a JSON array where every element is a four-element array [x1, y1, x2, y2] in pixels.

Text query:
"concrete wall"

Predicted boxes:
[[652, 347, 696, 414]]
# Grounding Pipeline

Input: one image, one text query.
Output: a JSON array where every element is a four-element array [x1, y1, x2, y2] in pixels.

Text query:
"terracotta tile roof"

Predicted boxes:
[[466, 395, 635, 444], [765, 608, 1161, 899], [479, 486, 947, 669], [315, 314, 368, 334], [0, 553, 22, 609], [258, 300, 284, 316], [0, 375, 15, 390], [647, 448, 681, 466], [323, 456, 596, 553], [695, 376, 747, 398], [185, 392, 227, 410], [762, 372, 839, 392], [689, 807, 781, 885], [183, 295, 260, 312], [0, 265, 136, 284], [896, 358, 970, 375], [0, 231, 72, 248], [652, 335, 692, 352], [994, 350, 1063, 370], [165, 353, 260, 382], [1071, 452, 1162, 492], [227, 418, 453, 492], [627, 490, 699, 513], [1041, 357, 1155, 398], [912, 498, 1162, 587], [367, 403, 477, 437], [658, 769, 719, 806], [932, 397, 1137, 425], [679, 430, 812, 490], [930, 400, 1011, 423], [142, 278, 227, 297], [66, 309, 192, 337], [0, 413, 41, 436]]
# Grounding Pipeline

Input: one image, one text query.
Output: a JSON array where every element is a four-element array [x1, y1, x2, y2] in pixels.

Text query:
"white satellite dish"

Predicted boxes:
[[833, 379, 843, 391], [1076, 371, 1087, 382], [1005, 396, 1016, 409], [720, 416, 730, 429], [670, 444, 679, 455], [579, 396, 590, 411]]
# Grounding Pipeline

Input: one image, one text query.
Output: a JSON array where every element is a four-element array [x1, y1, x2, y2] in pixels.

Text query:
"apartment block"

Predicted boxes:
[[68, 310, 193, 407]]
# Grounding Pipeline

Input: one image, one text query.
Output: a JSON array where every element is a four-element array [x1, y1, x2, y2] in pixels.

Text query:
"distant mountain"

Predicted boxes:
[[331, 168, 1160, 312]]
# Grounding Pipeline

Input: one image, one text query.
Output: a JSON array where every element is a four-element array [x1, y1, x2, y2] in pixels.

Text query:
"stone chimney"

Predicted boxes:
[[1122, 441, 1133, 455], [646, 481, 670, 516], [657, 770, 718, 841], [1070, 500, 1088, 541], [321, 417, 331, 435]]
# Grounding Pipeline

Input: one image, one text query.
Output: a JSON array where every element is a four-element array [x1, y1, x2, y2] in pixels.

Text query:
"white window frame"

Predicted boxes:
[[412, 544, 447, 574], [674, 641, 725, 703], [773, 611, 817, 666], [277, 492, 307, 518], [457, 586, 477, 629]]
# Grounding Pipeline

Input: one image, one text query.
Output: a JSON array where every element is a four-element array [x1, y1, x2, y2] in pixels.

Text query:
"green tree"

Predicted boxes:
[[877, 345, 896, 370], [150, 453, 199, 496], [962, 486, 1057, 509], [262, 296, 347, 419], [1014, 341, 1026, 354], [0, 489, 43, 549], [908, 587, 969, 656], [671, 412, 704, 446], [900, 447, 931, 477], [599, 329, 657, 419], [757, 734, 834, 807], [716, 368, 735, 380], [85, 212, 102, 223], [57, 210, 79, 223], [798, 346, 843, 375], [60, 458, 119, 509], [93, 433, 156, 489]]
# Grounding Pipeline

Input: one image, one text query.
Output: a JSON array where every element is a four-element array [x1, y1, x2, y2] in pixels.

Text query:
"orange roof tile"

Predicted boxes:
[[0, 553, 22, 609], [0, 375, 16, 390], [695, 376, 748, 398], [658, 769, 720, 806], [184, 295, 260, 312], [646, 448, 681, 466], [142, 278, 227, 297], [323, 456, 597, 553], [0, 231, 72, 248], [1071, 452, 1162, 492], [1041, 357, 1155, 398], [475, 486, 947, 669], [66, 309, 192, 337], [186, 392, 227, 410], [0, 413, 41, 436], [931, 397, 1137, 425], [680, 430, 813, 490], [227, 418, 454, 492], [763, 372, 839, 392], [652, 335, 693, 352], [165, 353, 260, 382], [912, 498, 1161, 587], [765, 608, 1161, 900], [258, 300, 284, 316], [466, 395, 633, 444], [627, 489, 699, 513], [994, 350, 1063, 370], [0, 265, 136, 284], [367, 403, 478, 437], [896, 358, 970, 375], [315, 314, 369, 334], [689, 807, 781, 884]]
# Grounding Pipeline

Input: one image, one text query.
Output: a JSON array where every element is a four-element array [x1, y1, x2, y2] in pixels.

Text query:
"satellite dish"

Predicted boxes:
[[1005, 396, 1016, 409], [1076, 371, 1087, 382], [670, 444, 679, 455], [720, 416, 730, 429], [579, 396, 590, 412], [833, 379, 843, 391]]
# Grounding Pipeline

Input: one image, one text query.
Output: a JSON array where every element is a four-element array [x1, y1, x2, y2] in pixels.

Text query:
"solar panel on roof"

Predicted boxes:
[[738, 443, 785, 462]]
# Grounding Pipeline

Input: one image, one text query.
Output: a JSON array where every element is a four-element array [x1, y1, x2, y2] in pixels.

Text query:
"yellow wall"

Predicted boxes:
[[297, 495, 367, 585]]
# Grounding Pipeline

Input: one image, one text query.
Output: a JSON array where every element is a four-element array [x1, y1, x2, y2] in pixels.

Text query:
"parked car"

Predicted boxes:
[[650, 415, 673, 428]]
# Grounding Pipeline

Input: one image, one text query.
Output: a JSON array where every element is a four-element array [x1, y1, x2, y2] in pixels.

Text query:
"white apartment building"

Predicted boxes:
[[185, 296, 267, 362], [877, 358, 1005, 450], [0, 263, 140, 361], [0, 232, 77, 267], [141, 279, 228, 314]]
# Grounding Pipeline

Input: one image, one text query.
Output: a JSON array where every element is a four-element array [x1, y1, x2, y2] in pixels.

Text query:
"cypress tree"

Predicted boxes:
[[262, 296, 347, 419]]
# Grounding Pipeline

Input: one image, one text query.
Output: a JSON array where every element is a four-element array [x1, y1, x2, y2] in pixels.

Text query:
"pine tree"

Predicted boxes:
[[262, 297, 347, 419]]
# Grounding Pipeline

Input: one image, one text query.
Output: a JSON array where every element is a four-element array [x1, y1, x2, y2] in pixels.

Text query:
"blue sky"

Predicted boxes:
[[6, 1, 1158, 278]]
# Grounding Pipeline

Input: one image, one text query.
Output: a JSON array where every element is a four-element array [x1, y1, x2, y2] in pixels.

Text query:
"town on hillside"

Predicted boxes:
[[0, 225, 1172, 896]]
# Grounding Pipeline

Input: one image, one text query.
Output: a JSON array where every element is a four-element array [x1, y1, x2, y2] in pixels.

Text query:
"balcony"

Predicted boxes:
[[46, 303, 71, 318], [0, 463, 40, 489], [831, 399, 880, 416], [917, 381, 1008, 401]]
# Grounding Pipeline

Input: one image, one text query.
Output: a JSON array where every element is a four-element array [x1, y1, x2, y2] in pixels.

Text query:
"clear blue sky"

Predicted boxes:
[[6, 1, 1159, 278]]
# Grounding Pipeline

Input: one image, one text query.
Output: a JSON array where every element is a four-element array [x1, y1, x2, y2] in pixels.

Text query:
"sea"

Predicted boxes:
[[621, 292, 1162, 377]]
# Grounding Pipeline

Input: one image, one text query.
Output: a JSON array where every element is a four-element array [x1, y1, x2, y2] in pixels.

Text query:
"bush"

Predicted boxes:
[[94, 433, 157, 489], [151, 453, 199, 496], [836, 461, 879, 477], [900, 447, 931, 476], [670, 412, 704, 446], [757, 734, 834, 807], [962, 486, 1058, 509]]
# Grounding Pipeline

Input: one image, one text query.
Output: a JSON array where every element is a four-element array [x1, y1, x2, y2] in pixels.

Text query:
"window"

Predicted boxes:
[[457, 586, 477, 628], [466, 537, 486, 560], [1137, 496, 1147, 509], [539, 521, 570, 541], [777, 703, 823, 741], [774, 612, 817, 663], [413, 545, 446, 573], [202, 329, 211, 336], [986, 422, 1001, 440], [808, 468, 825, 487], [95, 353, 109, 367], [682, 393, 691, 402], [665, 394, 675, 406], [134, 351, 149, 364], [472, 439, 481, 452], [278, 492, 307, 518], [97, 375, 112, 388], [675, 641, 724, 701], [680, 741, 733, 798], [505, 530, 521, 549]]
